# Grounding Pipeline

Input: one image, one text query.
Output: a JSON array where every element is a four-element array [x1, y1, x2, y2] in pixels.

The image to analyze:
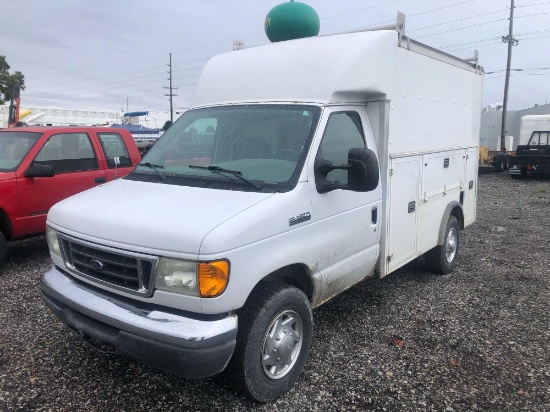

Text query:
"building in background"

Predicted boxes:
[[0, 105, 122, 128]]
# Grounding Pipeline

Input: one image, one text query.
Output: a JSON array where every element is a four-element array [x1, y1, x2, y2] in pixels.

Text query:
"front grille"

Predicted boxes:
[[59, 235, 157, 296]]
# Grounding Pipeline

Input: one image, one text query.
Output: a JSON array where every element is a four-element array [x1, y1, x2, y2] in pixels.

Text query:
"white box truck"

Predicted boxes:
[[40, 16, 483, 402]]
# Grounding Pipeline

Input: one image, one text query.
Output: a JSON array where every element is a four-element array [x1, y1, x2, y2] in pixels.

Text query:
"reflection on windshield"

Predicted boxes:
[[137, 105, 319, 190], [0, 132, 42, 172]]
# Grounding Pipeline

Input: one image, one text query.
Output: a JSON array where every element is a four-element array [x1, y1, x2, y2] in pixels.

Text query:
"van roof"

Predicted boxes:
[[192, 30, 397, 107]]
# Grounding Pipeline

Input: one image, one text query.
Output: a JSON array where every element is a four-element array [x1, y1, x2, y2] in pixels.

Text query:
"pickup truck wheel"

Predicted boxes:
[[224, 283, 313, 402], [0, 231, 7, 267], [425, 215, 459, 275], [493, 153, 503, 172]]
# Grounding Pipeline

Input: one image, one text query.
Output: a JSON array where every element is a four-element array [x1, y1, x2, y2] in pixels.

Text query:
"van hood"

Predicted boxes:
[[47, 179, 274, 255]]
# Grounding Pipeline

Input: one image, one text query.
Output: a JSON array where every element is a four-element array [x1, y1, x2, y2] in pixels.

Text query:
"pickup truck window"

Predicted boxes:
[[0, 131, 41, 172], [34, 133, 99, 173], [528, 131, 549, 146], [318, 112, 366, 185], [97, 133, 132, 167], [133, 105, 321, 192]]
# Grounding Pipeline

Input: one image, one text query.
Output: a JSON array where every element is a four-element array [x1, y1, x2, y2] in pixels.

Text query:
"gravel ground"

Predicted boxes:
[[0, 171, 549, 411]]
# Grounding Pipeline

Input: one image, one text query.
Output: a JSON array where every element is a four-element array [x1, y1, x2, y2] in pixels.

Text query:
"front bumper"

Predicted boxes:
[[40, 266, 238, 379]]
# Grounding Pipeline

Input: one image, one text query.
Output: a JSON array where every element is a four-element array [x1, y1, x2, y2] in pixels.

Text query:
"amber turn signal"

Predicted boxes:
[[198, 260, 230, 298]]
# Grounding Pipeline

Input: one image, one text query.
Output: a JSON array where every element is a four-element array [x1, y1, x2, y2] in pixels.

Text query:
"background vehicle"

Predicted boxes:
[[478, 135, 514, 172], [0, 127, 140, 266], [508, 114, 550, 177], [40, 16, 482, 402]]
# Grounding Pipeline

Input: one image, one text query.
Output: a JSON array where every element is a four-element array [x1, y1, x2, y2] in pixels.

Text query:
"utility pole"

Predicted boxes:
[[164, 53, 178, 124], [500, 0, 518, 152]]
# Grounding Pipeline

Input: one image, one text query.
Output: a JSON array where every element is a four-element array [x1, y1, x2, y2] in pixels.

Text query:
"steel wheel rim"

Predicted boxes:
[[261, 309, 303, 380], [446, 227, 458, 263]]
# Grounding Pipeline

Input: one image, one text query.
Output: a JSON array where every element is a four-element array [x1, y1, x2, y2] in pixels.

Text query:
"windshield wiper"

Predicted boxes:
[[139, 162, 167, 181], [189, 165, 262, 190]]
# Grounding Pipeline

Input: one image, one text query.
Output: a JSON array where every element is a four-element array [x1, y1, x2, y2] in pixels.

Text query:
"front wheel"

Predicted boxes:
[[223, 283, 313, 402], [425, 215, 460, 274]]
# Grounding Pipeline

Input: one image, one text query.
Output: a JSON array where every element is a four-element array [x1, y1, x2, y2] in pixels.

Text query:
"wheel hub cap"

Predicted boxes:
[[446, 227, 457, 263], [261, 310, 303, 380]]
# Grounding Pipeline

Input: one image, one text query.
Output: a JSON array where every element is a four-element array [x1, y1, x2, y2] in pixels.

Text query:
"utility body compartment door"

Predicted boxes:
[[387, 157, 420, 271]]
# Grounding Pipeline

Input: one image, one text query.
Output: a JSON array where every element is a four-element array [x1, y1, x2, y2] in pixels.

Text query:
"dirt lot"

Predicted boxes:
[[0, 171, 549, 411]]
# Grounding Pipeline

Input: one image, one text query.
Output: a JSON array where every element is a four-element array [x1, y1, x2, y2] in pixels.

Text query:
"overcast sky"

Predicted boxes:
[[1, 0, 549, 126]]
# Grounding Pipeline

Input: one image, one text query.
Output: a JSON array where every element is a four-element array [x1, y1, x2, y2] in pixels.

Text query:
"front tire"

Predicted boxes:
[[425, 215, 460, 274], [224, 283, 313, 402]]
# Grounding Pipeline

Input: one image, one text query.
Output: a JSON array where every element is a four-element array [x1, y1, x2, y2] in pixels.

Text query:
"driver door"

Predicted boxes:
[[17, 131, 106, 235], [308, 108, 382, 303]]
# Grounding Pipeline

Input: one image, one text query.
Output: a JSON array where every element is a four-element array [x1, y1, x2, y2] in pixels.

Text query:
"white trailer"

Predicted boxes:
[[509, 114, 550, 176], [40, 15, 483, 402]]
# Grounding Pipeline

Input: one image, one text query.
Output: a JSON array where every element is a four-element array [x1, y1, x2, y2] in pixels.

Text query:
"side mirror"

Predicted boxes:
[[315, 148, 379, 193], [25, 163, 55, 178], [348, 148, 379, 192]]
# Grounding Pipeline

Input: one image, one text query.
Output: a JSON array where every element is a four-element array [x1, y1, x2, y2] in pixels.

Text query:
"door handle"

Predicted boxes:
[[95, 177, 106, 184], [371, 206, 378, 225]]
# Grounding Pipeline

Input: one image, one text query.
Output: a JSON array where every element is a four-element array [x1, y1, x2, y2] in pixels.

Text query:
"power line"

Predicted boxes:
[[2, 50, 171, 95], [415, 11, 546, 39], [172, 57, 211, 66], [514, 1, 550, 7], [416, 18, 507, 38], [322, 0, 399, 20], [486, 67, 550, 74], [440, 28, 550, 48], [485, 72, 550, 79], [448, 33, 550, 51], [31, 71, 168, 94], [409, 9, 506, 32], [349, 0, 477, 31]]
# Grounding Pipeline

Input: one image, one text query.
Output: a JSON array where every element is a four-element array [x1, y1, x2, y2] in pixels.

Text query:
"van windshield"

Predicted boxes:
[[133, 105, 320, 192], [0, 131, 42, 172]]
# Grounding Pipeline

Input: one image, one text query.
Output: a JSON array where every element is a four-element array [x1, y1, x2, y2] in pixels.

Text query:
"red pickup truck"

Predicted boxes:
[[0, 127, 141, 266]]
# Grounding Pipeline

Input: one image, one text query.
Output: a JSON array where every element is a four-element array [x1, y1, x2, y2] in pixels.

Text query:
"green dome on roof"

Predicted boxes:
[[265, 1, 320, 43]]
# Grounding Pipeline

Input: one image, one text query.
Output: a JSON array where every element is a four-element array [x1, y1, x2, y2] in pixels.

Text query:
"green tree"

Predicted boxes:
[[163, 120, 172, 131], [0, 55, 25, 105]]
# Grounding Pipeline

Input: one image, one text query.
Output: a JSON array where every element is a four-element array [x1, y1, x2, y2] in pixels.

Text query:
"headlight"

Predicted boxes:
[[155, 258, 198, 296], [155, 258, 230, 298], [46, 226, 61, 258]]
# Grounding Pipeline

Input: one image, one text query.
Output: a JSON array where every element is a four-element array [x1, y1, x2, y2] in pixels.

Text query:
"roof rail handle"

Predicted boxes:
[[346, 11, 405, 41]]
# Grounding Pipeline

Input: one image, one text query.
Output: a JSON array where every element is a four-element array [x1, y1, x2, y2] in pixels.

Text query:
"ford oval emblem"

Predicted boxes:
[[90, 259, 104, 270]]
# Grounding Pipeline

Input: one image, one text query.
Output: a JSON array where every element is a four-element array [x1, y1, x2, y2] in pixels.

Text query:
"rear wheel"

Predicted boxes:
[[425, 215, 460, 274], [493, 153, 504, 172], [224, 283, 313, 402], [0, 231, 7, 267]]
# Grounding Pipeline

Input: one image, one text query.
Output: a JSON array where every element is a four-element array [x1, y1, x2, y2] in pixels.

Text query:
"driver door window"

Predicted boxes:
[[318, 112, 366, 185], [34, 133, 98, 173]]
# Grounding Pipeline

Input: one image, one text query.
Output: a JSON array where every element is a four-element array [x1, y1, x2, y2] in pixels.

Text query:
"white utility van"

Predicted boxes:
[[41, 16, 483, 402]]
